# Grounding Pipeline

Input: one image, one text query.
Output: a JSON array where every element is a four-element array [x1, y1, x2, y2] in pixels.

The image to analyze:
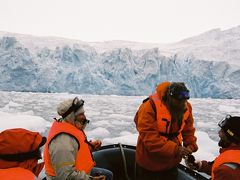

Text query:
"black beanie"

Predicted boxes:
[[220, 116, 240, 143]]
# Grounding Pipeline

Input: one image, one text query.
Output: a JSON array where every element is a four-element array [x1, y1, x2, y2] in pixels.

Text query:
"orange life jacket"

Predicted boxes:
[[0, 167, 36, 180], [0, 128, 45, 177], [150, 92, 189, 143], [44, 120, 95, 176], [212, 150, 240, 180]]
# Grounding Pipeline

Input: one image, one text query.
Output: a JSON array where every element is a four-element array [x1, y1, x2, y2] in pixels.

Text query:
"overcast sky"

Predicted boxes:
[[0, 0, 239, 43]]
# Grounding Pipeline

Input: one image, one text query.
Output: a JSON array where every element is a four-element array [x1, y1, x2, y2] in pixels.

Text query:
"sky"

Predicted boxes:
[[0, 0, 240, 43]]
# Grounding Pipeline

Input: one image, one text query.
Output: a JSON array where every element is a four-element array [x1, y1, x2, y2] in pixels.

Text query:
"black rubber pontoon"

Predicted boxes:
[[93, 144, 210, 180]]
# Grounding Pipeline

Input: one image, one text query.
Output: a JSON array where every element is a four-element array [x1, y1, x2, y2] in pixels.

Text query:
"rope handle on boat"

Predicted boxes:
[[118, 143, 131, 180]]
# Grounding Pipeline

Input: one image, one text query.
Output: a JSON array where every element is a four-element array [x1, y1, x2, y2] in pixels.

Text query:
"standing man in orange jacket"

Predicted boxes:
[[135, 81, 198, 180], [44, 97, 113, 180], [186, 115, 240, 180]]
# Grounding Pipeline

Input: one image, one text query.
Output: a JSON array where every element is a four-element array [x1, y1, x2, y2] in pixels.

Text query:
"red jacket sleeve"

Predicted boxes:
[[199, 161, 240, 179], [214, 164, 240, 180]]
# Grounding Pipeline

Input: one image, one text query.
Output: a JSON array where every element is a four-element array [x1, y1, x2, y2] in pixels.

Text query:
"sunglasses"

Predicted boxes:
[[62, 97, 84, 119], [218, 114, 231, 128], [72, 97, 84, 110], [171, 91, 190, 101], [78, 119, 90, 125]]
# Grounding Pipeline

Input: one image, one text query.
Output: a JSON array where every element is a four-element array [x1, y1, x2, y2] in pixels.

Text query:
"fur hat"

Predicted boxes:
[[57, 98, 84, 120]]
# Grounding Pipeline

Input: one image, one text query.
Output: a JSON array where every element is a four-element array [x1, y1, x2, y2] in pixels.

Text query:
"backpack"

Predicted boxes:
[[0, 128, 46, 176]]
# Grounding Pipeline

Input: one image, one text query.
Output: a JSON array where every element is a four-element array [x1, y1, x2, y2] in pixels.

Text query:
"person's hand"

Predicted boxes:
[[91, 140, 102, 150], [185, 156, 202, 170], [92, 175, 106, 180], [177, 146, 192, 158]]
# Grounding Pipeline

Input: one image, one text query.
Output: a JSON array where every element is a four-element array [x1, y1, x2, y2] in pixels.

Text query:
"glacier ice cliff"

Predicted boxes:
[[0, 29, 240, 98]]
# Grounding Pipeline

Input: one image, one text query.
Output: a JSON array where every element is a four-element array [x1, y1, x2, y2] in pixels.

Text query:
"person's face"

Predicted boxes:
[[218, 129, 231, 148], [74, 113, 87, 130]]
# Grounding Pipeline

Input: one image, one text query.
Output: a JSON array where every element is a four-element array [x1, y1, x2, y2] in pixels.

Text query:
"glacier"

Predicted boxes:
[[0, 26, 240, 98]]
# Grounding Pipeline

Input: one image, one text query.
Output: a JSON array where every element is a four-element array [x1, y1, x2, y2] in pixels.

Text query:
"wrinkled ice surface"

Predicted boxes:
[[1, 91, 240, 141]]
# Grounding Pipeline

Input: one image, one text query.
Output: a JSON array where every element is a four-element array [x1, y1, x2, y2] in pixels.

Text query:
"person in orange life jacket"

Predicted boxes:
[[185, 115, 240, 180], [44, 97, 113, 180], [0, 128, 46, 180], [135, 82, 198, 180]]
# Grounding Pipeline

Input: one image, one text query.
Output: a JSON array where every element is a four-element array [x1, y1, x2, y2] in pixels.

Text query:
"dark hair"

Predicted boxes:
[[168, 82, 190, 100]]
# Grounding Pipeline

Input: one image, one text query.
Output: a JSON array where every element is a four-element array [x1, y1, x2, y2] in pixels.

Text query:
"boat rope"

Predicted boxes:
[[119, 143, 131, 180]]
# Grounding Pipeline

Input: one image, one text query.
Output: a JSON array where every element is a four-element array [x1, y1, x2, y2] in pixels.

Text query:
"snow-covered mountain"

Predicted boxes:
[[164, 26, 240, 65], [0, 27, 240, 98]]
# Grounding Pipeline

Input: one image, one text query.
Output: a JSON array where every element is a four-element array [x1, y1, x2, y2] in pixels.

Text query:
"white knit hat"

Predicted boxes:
[[57, 98, 85, 120]]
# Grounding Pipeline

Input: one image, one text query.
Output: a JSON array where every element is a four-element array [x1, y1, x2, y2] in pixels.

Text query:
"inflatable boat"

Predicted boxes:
[[93, 144, 210, 180]]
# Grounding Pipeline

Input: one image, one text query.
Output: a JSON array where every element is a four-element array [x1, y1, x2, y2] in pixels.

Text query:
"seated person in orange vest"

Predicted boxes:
[[44, 97, 113, 180], [0, 128, 46, 180], [135, 81, 198, 180], [185, 115, 240, 180]]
